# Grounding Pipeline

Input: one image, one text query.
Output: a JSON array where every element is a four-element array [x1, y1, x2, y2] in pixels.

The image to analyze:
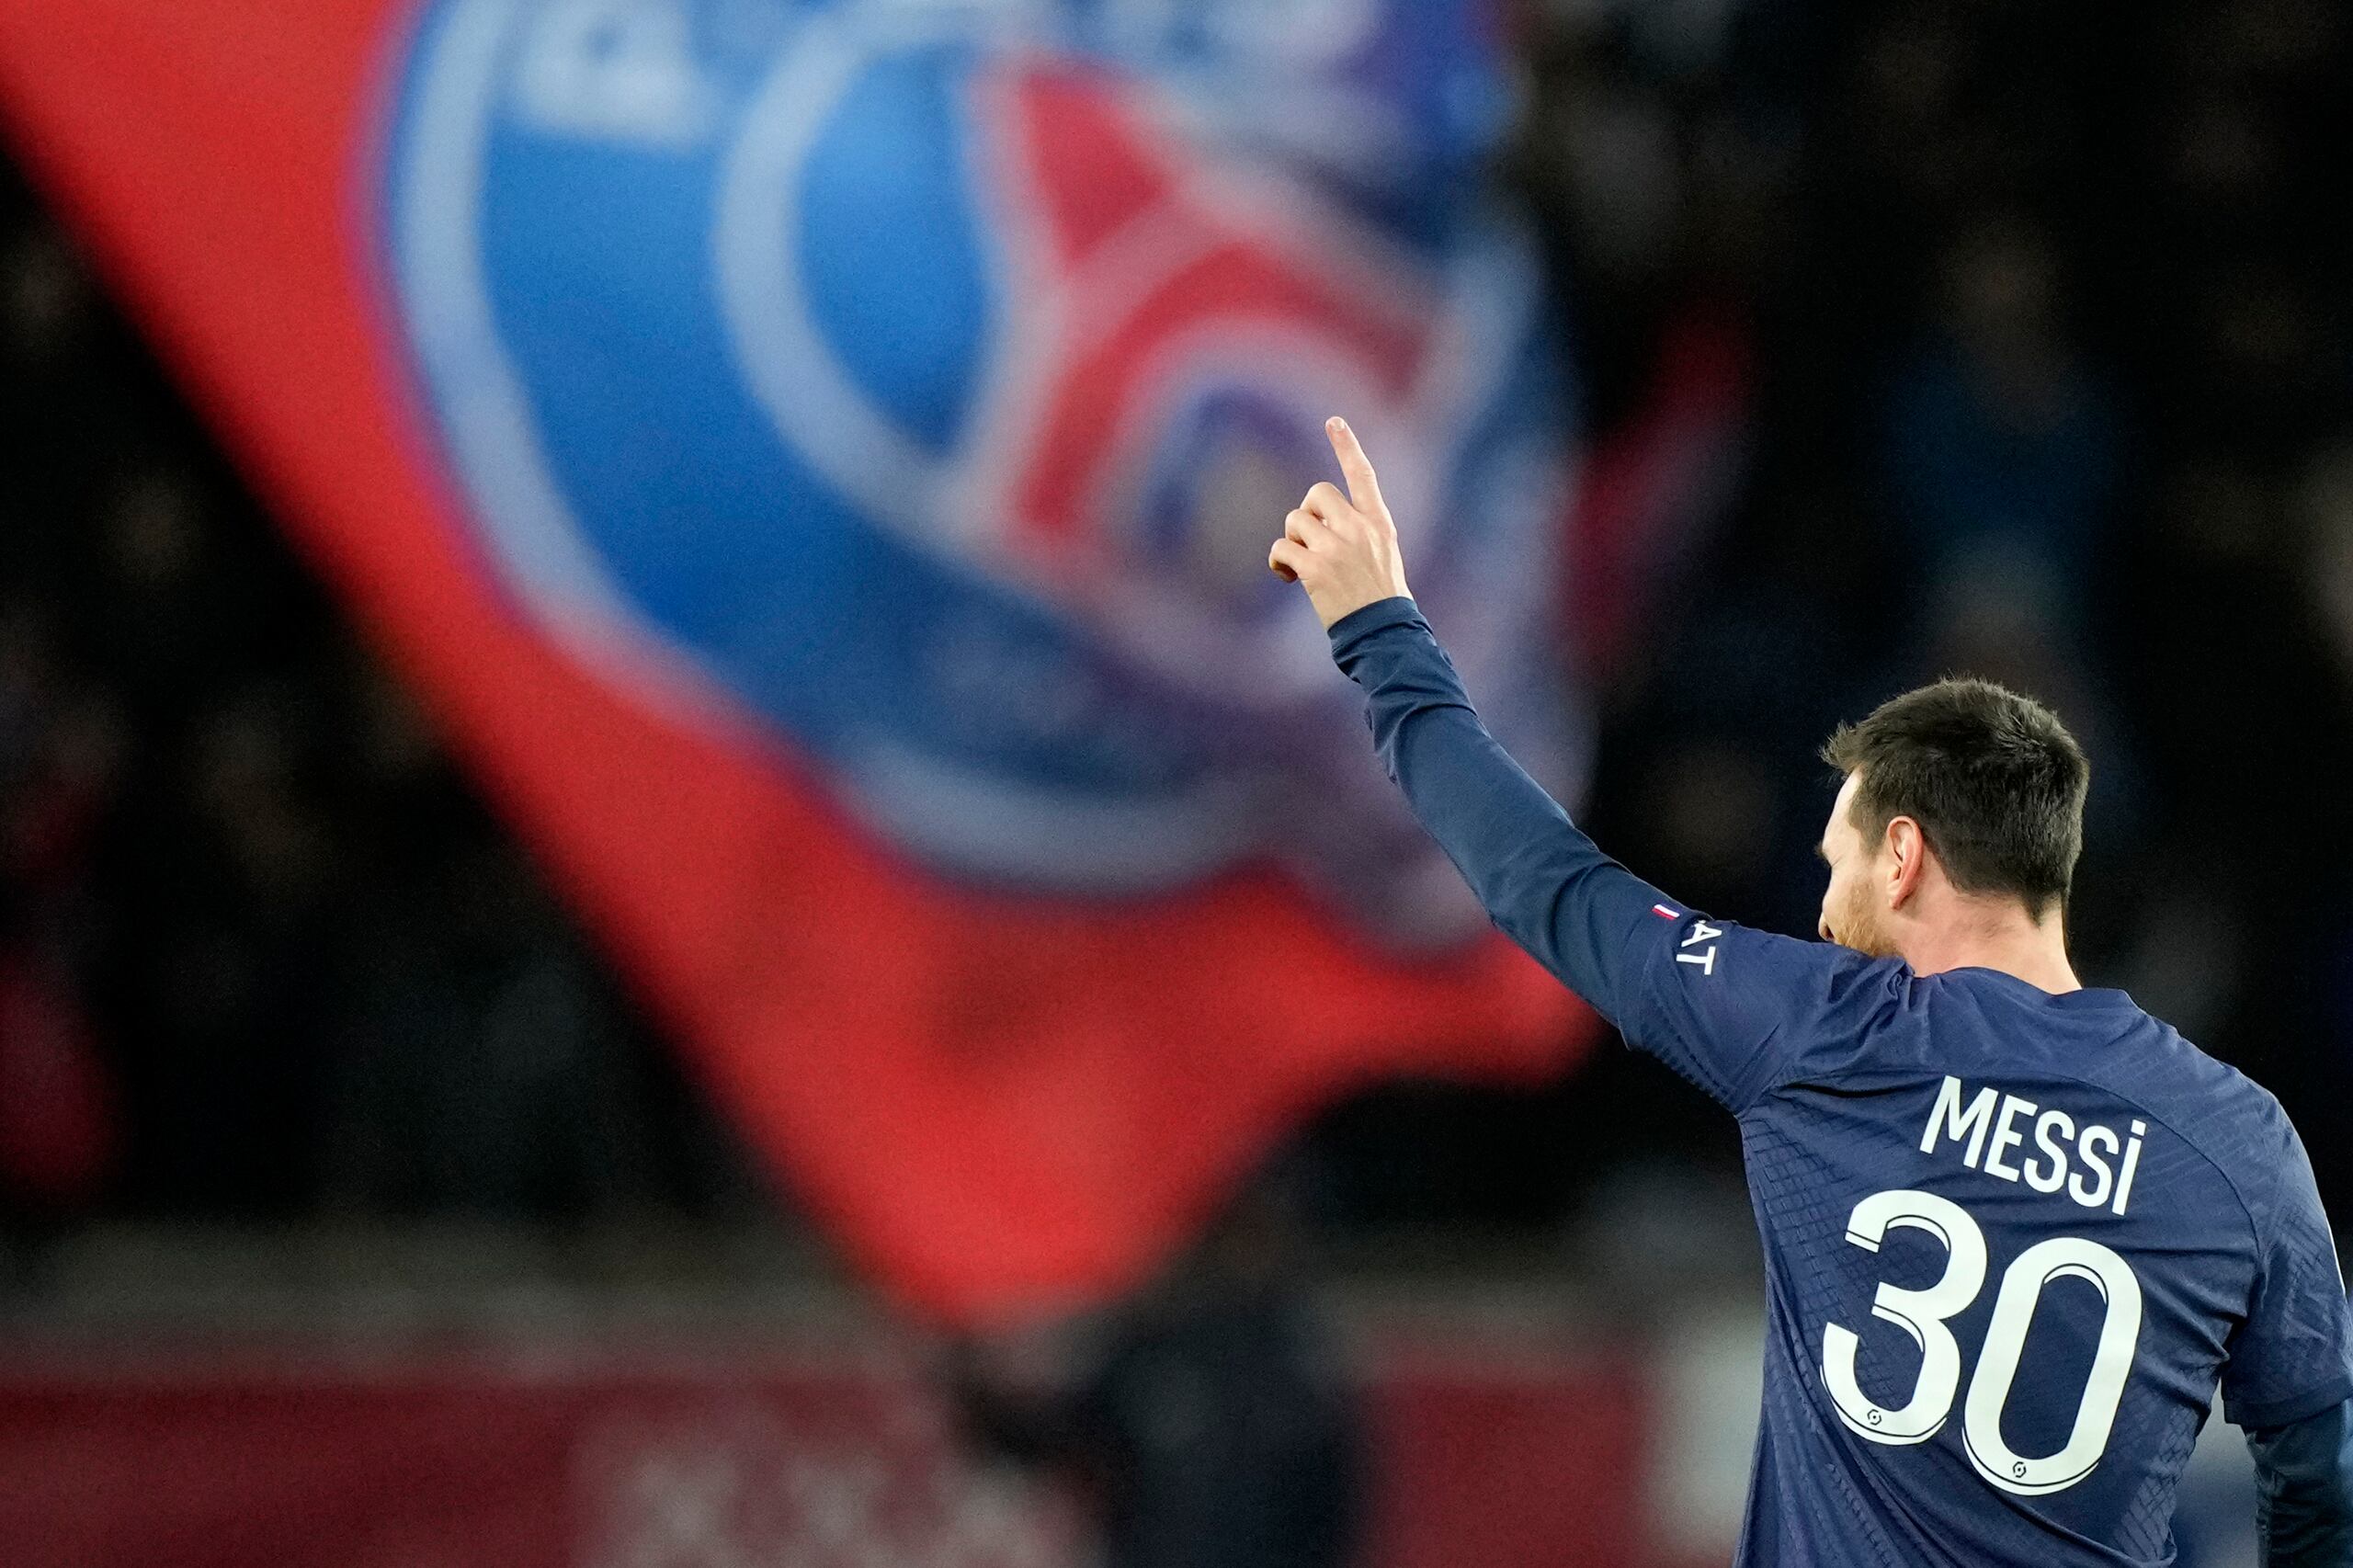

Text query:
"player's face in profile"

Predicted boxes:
[[1817, 771, 1897, 957]]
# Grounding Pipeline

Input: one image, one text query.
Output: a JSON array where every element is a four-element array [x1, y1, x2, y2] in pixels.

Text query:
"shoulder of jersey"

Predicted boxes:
[[2092, 1015, 2297, 1211], [1916, 972, 2288, 1144]]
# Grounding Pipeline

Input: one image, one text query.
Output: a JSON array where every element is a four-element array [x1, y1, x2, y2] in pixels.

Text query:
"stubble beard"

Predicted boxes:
[[1835, 880, 1902, 960]]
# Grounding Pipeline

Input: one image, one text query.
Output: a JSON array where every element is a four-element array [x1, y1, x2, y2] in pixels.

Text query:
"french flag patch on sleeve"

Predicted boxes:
[[1652, 903, 1680, 920]]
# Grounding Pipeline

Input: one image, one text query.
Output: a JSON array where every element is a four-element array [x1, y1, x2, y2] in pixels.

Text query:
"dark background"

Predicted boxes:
[[2, 0, 2349, 1280]]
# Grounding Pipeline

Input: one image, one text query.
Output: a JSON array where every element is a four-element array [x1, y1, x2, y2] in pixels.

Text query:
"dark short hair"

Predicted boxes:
[[1819, 678, 2088, 921]]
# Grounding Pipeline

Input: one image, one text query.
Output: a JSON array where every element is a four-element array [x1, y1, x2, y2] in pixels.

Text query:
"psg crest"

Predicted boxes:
[[381, 0, 1586, 944]]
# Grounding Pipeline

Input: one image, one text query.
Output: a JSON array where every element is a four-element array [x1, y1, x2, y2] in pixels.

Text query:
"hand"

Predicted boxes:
[[1267, 417, 1413, 630]]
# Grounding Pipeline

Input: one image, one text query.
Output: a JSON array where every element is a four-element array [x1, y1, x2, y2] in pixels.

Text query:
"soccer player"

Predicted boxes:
[[1269, 417, 2353, 1565]]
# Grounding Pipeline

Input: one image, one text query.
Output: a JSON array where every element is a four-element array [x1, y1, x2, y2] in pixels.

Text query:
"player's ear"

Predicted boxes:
[[1883, 815, 1928, 909]]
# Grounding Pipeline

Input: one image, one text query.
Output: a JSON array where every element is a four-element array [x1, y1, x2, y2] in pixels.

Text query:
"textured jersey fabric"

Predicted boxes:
[[1330, 596, 2353, 1566]]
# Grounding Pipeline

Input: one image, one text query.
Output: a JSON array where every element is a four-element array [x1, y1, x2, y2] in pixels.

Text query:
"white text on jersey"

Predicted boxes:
[[1675, 920, 1722, 976], [1919, 1076, 2148, 1216]]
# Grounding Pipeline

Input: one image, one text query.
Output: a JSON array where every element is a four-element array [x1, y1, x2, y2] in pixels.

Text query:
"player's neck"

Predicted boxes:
[[1899, 905, 2082, 995]]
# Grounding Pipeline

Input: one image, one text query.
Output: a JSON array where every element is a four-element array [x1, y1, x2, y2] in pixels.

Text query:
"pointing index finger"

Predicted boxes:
[[1325, 416, 1384, 517]]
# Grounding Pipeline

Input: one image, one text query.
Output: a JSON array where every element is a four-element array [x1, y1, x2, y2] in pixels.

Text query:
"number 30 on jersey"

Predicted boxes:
[[1821, 1188, 2143, 1496]]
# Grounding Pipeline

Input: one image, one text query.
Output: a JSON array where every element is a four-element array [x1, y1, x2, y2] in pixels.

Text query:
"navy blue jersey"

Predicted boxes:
[[1331, 597, 2353, 1567]]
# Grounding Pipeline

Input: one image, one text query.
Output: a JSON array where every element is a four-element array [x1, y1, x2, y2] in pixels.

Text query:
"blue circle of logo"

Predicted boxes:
[[381, 0, 1584, 941]]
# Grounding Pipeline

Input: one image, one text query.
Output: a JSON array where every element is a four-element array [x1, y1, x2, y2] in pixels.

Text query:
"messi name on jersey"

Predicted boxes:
[[1921, 1076, 2150, 1216]]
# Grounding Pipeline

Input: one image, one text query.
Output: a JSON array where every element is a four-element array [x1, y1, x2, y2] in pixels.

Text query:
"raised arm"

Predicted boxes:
[[1265, 418, 1657, 1016], [1325, 595, 1661, 1021], [1272, 418, 1900, 1114]]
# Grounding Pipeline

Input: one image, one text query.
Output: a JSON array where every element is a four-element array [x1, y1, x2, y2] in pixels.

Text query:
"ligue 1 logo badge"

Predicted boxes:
[[381, 0, 1582, 944]]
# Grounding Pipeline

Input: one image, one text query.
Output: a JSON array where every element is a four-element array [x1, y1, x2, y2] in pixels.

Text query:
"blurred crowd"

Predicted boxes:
[[0, 166, 758, 1248], [1485, 0, 2353, 1223], [4, 0, 2353, 1267]]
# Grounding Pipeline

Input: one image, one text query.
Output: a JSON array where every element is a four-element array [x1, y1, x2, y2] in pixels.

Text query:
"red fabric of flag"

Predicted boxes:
[[0, 0, 1596, 1324]]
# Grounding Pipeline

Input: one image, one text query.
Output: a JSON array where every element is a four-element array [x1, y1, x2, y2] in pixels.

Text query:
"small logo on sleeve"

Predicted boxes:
[[1652, 903, 1679, 919], [1676, 919, 1723, 975]]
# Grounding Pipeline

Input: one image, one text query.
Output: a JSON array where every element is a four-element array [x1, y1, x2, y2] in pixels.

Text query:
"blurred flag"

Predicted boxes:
[[1572, 302, 1753, 684], [0, 949, 113, 1210], [0, 0, 1594, 1324]]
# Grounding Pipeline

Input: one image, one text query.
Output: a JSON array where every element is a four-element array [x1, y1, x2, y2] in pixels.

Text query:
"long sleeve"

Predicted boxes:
[[2249, 1396, 2353, 1566], [1329, 597, 1902, 1114], [1327, 597, 1662, 1020]]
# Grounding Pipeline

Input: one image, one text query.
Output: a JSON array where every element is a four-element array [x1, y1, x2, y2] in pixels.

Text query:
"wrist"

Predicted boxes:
[[1326, 596, 1423, 654]]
